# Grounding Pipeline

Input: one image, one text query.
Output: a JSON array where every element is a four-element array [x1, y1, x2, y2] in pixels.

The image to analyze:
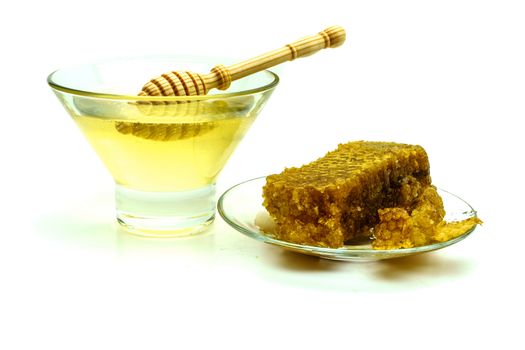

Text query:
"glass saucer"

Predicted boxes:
[[217, 177, 480, 262]]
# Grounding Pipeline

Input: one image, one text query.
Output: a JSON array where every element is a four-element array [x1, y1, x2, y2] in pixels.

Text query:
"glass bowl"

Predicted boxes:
[[48, 56, 278, 237]]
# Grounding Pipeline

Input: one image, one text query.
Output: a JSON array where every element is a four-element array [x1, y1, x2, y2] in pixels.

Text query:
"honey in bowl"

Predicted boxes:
[[73, 98, 256, 192], [49, 58, 278, 236]]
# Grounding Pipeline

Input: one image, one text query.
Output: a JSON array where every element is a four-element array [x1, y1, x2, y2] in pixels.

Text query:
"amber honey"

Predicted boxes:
[[73, 105, 255, 192]]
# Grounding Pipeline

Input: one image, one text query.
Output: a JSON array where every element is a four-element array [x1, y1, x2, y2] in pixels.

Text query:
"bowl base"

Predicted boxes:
[[115, 183, 216, 238], [117, 214, 214, 238]]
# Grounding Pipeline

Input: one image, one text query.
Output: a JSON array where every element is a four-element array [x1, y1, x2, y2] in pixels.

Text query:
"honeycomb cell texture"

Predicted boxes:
[[262, 141, 432, 248]]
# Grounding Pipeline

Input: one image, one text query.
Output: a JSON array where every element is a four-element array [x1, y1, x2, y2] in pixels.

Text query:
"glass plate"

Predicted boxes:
[[218, 177, 480, 262]]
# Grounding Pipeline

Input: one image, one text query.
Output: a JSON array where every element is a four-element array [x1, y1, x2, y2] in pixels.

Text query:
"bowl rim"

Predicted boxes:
[[47, 56, 280, 101]]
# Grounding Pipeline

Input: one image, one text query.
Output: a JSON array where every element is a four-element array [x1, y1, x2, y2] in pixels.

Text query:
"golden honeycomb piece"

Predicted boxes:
[[373, 187, 482, 250], [262, 141, 432, 248], [372, 186, 445, 249]]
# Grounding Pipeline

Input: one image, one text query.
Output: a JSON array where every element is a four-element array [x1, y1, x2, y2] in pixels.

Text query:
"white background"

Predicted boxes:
[[1, 0, 524, 349]]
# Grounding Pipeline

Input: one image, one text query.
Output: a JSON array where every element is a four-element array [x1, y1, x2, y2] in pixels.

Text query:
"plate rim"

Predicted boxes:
[[217, 176, 479, 257]]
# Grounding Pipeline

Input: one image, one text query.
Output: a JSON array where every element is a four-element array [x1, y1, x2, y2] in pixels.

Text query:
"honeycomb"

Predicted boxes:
[[372, 186, 445, 249], [373, 186, 481, 249], [433, 217, 482, 242], [262, 141, 432, 248]]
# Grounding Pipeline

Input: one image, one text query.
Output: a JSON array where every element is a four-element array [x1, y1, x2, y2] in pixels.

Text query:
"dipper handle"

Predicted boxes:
[[205, 25, 346, 90]]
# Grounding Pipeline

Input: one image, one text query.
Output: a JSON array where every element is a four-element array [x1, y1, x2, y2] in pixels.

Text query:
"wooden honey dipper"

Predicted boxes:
[[139, 25, 346, 97], [116, 26, 345, 141]]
